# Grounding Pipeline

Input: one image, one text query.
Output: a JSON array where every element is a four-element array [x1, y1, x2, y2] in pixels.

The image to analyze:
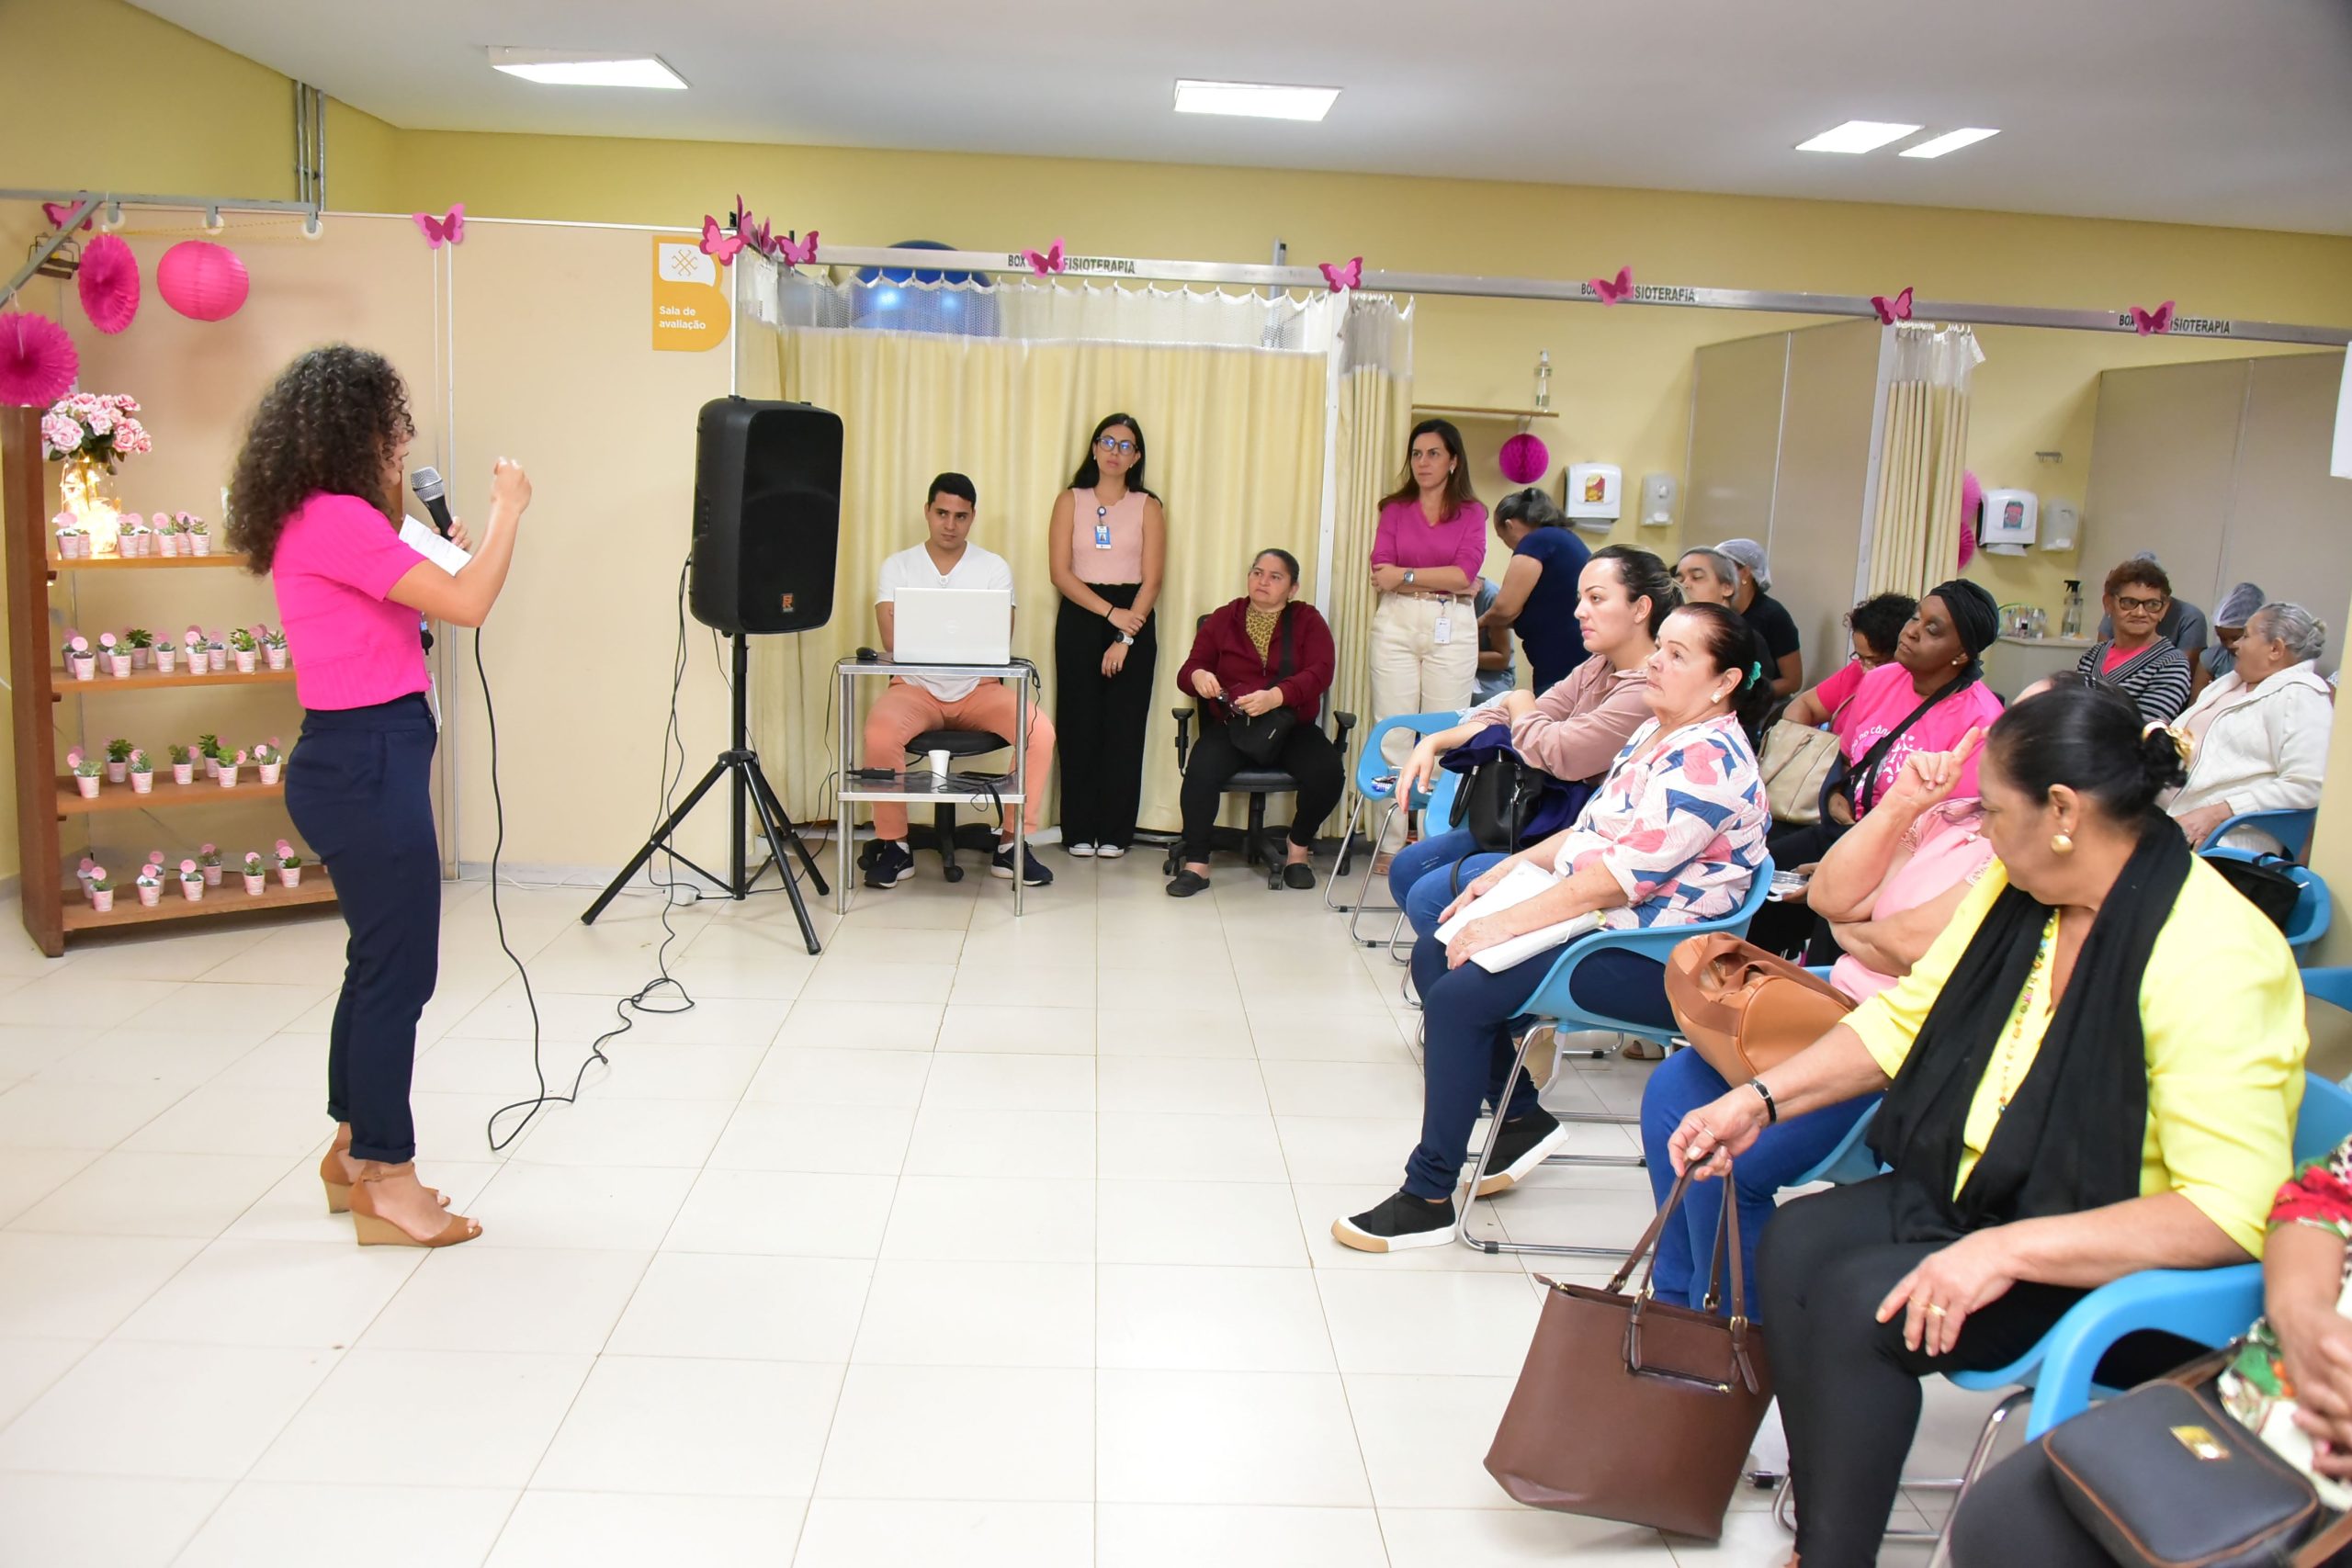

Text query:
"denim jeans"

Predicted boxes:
[[1385, 827, 1505, 940]]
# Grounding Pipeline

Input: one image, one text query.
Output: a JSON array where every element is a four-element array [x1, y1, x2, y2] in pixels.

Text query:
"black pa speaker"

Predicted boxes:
[[688, 397, 843, 635]]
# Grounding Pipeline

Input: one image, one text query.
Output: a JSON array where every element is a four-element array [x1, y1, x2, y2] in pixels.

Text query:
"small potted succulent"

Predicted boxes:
[[181, 626, 206, 678], [65, 748, 100, 798], [197, 842, 222, 886], [124, 627, 153, 669], [74, 856, 96, 901], [166, 742, 195, 785], [274, 840, 304, 889], [99, 631, 130, 679], [103, 737, 132, 784], [207, 634, 228, 673], [217, 748, 247, 788], [63, 632, 94, 681], [241, 851, 267, 896], [178, 858, 205, 902], [52, 513, 84, 558], [198, 732, 220, 779], [153, 637, 175, 675], [188, 517, 211, 557], [227, 626, 258, 673], [128, 748, 153, 795], [152, 512, 178, 558], [86, 864, 113, 914], [133, 860, 163, 907], [262, 626, 290, 670], [251, 738, 283, 785], [117, 518, 145, 558]]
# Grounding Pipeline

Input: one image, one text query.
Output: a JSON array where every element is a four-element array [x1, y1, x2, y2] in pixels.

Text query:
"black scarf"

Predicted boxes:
[[1867, 817, 2192, 1243]]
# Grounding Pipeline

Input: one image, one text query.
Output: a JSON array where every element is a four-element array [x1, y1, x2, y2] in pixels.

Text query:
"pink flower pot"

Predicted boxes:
[[258, 762, 281, 785], [218, 765, 240, 788], [191, 536, 211, 556], [204, 756, 218, 779], [155, 534, 176, 558], [70, 656, 94, 681], [105, 761, 127, 784], [208, 649, 227, 672], [131, 647, 151, 669], [130, 773, 152, 795], [184, 657, 206, 678], [277, 867, 301, 888], [91, 889, 113, 913], [265, 649, 288, 670], [171, 762, 192, 785], [155, 651, 175, 674], [74, 775, 99, 798], [202, 865, 221, 886], [106, 655, 130, 678], [243, 874, 265, 896], [136, 885, 160, 907], [234, 651, 254, 673], [181, 880, 204, 902]]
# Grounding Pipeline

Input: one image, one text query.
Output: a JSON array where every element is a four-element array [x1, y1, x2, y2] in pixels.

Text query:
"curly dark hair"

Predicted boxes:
[[227, 345, 414, 572]]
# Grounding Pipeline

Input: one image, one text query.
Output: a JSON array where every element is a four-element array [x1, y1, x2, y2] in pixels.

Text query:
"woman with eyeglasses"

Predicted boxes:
[[1049, 412, 1167, 859], [2077, 558, 2194, 724]]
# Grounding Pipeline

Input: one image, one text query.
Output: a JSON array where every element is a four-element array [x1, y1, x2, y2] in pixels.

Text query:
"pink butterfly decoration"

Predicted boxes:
[[699, 215, 746, 265], [2130, 299, 2176, 335], [775, 231, 820, 266], [41, 196, 94, 233], [1871, 286, 1914, 325], [1589, 267, 1634, 305], [412, 206, 465, 248], [1024, 239, 1067, 276], [745, 216, 773, 257], [1318, 256, 1363, 293]]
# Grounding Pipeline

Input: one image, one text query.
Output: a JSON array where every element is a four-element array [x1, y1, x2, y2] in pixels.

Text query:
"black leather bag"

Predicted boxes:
[[2044, 1359, 2352, 1568], [2208, 852, 2303, 933], [1225, 610, 1298, 765], [1447, 746, 1546, 853]]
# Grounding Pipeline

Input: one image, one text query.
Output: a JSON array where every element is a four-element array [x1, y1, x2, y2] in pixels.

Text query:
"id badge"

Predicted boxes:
[[1432, 610, 1453, 646], [1093, 521, 1114, 550]]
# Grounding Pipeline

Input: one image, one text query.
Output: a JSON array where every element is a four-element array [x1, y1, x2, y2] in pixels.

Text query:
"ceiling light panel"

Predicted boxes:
[[1173, 80, 1340, 121], [1795, 119, 1922, 154], [1900, 127, 2001, 159], [487, 49, 687, 89]]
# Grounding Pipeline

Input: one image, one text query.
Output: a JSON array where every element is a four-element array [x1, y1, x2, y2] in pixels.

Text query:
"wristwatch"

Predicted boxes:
[[1117, 633, 1136, 647], [1403, 568, 1418, 588]]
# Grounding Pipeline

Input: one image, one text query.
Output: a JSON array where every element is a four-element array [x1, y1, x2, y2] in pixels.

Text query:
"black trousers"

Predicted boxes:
[[283, 694, 441, 1166], [1055, 585, 1156, 850], [1749, 815, 1849, 957], [1178, 720, 1345, 863]]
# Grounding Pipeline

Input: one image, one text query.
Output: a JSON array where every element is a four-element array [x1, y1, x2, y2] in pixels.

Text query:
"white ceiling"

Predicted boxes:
[[134, 0, 2352, 235]]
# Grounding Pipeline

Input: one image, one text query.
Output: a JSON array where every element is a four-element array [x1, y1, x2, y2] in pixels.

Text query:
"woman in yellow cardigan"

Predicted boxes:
[[1668, 681, 2307, 1568]]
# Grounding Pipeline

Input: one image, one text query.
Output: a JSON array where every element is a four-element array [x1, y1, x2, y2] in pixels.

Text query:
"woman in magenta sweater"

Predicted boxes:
[[227, 345, 530, 1249], [1168, 548, 1341, 896]]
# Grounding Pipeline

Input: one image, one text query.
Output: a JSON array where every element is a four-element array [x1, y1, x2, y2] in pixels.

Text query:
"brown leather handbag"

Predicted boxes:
[[1665, 933, 1855, 1085], [1484, 1167, 1773, 1540]]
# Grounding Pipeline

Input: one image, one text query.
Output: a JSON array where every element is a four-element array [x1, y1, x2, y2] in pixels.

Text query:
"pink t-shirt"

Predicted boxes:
[[1830, 803, 1996, 1001], [1371, 496, 1489, 581], [1813, 659, 2003, 811], [269, 491, 431, 710]]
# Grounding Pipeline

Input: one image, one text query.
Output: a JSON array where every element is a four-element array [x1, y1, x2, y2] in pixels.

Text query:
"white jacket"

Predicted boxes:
[[2168, 660, 2334, 853]]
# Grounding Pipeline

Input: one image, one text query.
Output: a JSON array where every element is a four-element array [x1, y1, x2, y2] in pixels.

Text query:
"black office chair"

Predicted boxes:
[[1163, 615, 1357, 889], [852, 728, 1011, 884]]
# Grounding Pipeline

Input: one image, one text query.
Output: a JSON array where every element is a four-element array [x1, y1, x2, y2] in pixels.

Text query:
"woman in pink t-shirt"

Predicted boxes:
[[226, 345, 530, 1248]]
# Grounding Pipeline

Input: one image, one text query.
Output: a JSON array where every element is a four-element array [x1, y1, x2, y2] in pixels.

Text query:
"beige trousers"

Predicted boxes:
[[1369, 592, 1477, 846]]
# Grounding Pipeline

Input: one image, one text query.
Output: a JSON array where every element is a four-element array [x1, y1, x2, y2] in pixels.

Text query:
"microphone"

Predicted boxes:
[[409, 467, 455, 538]]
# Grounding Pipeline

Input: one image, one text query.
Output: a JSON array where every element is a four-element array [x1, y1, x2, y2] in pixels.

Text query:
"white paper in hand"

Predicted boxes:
[[1432, 862, 1603, 973], [400, 516, 472, 575]]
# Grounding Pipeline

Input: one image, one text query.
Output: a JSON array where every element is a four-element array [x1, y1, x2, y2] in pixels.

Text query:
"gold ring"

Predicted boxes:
[[1927, 1303, 1949, 1317]]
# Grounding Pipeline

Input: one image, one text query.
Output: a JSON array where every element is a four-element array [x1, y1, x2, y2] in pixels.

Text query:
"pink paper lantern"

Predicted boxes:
[[0, 311, 78, 406], [76, 233, 141, 334], [157, 241, 250, 321], [1498, 432, 1551, 486]]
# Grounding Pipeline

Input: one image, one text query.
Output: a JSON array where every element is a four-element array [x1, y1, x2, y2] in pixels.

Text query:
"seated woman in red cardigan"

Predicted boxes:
[[1167, 548, 1342, 896]]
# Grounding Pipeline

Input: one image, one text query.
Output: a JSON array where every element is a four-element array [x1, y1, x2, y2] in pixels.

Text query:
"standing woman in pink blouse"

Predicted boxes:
[[227, 345, 529, 1249], [1368, 419, 1487, 853]]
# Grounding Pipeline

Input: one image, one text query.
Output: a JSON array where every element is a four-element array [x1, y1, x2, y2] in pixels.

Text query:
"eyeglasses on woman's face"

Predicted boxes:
[[1095, 435, 1137, 456], [2113, 593, 2168, 618]]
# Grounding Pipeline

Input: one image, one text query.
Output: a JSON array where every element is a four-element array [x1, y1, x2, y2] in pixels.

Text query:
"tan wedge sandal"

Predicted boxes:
[[349, 1160, 481, 1248], [321, 1126, 450, 1215]]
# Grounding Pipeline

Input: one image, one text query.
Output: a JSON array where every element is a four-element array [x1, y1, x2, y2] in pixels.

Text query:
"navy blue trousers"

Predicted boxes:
[[284, 694, 441, 1165]]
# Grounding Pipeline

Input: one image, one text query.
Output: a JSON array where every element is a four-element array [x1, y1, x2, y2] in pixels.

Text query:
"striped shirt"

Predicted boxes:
[[2079, 638, 2193, 724]]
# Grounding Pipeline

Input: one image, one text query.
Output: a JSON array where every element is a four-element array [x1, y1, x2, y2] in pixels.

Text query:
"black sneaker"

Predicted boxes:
[[991, 842, 1054, 886], [1332, 1190, 1458, 1253], [1472, 1109, 1569, 1197], [864, 839, 916, 890]]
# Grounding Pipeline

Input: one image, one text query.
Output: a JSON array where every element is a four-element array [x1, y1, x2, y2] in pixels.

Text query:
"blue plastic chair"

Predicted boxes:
[[2203, 848, 2330, 963], [1390, 767, 1468, 985], [1330, 712, 1459, 935], [1457, 858, 1775, 1260], [2210, 807, 2317, 862]]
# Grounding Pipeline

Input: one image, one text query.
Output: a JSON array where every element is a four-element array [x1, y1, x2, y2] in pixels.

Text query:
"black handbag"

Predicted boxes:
[[2208, 852, 2303, 933], [1449, 746, 1548, 853], [2044, 1355, 2352, 1568], [1225, 610, 1299, 765]]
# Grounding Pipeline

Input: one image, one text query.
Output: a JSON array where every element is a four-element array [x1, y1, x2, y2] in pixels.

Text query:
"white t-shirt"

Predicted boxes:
[[876, 540, 1016, 701]]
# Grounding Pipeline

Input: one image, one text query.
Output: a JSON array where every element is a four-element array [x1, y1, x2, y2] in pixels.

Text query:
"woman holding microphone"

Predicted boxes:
[[227, 344, 528, 1248]]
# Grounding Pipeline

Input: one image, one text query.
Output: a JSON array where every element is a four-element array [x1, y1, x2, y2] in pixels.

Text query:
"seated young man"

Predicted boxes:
[[863, 472, 1056, 889]]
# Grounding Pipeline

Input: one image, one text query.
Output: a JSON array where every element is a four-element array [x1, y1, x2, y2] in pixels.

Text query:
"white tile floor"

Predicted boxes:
[[0, 851, 2002, 1565]]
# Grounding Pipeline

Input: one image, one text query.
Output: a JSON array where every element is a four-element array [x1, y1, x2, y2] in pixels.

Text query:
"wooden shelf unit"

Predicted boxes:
[[5, 405, 331, 955]]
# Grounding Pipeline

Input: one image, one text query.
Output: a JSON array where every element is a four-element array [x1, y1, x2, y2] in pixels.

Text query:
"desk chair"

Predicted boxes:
[[1329, 712, 1457, 940], [894, 728, 1010, 883]]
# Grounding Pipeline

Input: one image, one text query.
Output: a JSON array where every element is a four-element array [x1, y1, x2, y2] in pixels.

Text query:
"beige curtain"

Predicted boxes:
[[1867, 324, 1982, 598], [1327, 366, 1415, 732]]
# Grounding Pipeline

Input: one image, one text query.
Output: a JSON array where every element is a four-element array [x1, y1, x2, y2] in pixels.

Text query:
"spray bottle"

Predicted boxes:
[[2061, 580, 2084, 640]]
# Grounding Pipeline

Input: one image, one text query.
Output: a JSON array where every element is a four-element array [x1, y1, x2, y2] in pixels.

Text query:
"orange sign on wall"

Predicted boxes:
[[651, 235, 732, 352]]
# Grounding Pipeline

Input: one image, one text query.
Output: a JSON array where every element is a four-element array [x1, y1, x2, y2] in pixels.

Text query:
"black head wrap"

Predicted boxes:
[[1928, 578, 2000, 668]]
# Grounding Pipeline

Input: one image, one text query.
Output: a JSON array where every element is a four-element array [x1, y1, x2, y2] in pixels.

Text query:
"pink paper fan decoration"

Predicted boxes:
[[0, 311, 78, 406], [1958, 469, 1982, 570], [157, 242, 249, 321], [1498, 432, 1551, 487], [76, 233, 141, 334]]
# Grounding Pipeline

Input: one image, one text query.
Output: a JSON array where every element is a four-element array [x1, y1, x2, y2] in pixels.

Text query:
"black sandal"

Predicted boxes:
[[1166, 869, 1211, 898], [1281, 862, 1316, 890]]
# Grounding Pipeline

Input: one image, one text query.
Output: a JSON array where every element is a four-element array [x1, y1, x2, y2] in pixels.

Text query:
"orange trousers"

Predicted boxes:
[[862, 680, 1055, 840]]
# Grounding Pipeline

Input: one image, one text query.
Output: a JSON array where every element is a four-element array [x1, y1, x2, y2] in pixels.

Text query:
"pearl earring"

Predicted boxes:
[[2051, 832, 2075, 855]]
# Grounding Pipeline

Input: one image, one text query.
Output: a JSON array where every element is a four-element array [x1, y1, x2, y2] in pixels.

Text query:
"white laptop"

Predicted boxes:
[[894, 587, 1012, 665]]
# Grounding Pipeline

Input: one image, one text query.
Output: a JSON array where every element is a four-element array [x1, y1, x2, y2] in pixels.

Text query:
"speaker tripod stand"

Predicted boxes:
[[582, 632, 827, 954]]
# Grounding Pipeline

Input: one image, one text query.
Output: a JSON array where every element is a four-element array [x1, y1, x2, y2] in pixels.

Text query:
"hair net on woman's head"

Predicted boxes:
[[2215, 582, 2266, 628]]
